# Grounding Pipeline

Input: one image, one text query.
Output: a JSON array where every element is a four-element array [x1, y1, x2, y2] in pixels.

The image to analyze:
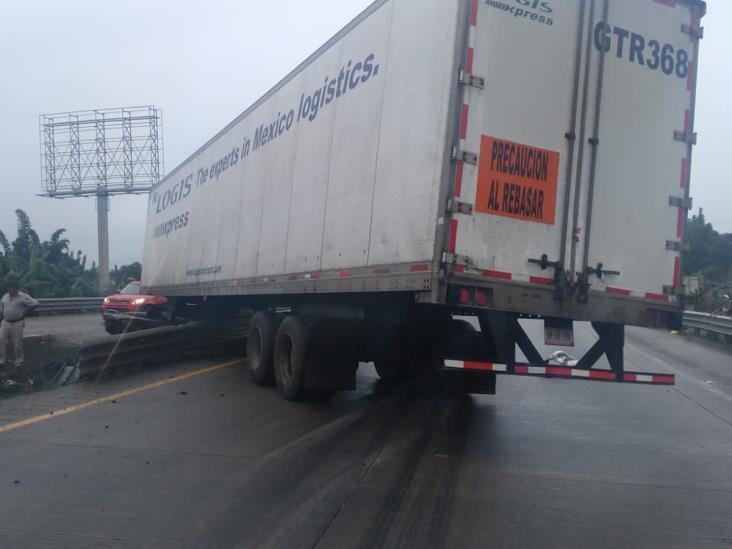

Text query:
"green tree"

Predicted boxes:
[[110, 262, 142, 291], [685, 209, 732, 282], [0, 209, 139, 298]]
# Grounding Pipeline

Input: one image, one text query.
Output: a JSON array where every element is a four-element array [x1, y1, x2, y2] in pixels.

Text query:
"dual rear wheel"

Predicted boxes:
[[247, 313, 340, 401], [247, 314, 487, 400]]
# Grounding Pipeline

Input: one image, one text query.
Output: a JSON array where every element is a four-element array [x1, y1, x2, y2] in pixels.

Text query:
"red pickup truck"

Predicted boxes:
[[101, 281, 168, 334]]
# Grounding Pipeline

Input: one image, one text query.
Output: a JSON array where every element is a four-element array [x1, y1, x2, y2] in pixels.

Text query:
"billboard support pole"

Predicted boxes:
[[97, 193, 110, 293]]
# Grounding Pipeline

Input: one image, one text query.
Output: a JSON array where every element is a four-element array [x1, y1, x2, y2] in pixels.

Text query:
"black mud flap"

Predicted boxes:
[[303, 321, 358, 392]]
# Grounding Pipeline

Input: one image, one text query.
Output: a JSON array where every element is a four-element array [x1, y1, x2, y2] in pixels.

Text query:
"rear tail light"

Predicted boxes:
[[448, 285, 493, 307], [458, 288, 473, 305]]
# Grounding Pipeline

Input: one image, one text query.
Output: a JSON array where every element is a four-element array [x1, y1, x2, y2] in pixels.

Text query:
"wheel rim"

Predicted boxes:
[[251, 326, 263, 366], [280, 333, 295, 384]]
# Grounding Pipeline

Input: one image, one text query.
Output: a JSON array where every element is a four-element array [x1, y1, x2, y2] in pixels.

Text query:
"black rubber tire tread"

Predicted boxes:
[[273, 316, 308, 401], [247, 311, 277, 386], [309, 390, 337, 402]]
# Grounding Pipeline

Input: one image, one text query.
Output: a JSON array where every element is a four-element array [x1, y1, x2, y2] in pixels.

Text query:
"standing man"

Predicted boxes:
[[0, 276, 39, 372]]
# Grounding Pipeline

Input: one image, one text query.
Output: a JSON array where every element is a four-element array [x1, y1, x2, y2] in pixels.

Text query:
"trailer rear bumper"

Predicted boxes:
[[441, 271, 683, 330], [444, 360, 675, 386]]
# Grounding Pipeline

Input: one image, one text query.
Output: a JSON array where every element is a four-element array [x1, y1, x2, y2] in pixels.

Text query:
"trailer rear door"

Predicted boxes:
[[453, 0, 585, 286], [576, 0, 702, 303]]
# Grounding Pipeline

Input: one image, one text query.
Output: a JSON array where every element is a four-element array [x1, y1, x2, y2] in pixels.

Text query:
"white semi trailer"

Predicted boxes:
[[143, 0, 705, 399]]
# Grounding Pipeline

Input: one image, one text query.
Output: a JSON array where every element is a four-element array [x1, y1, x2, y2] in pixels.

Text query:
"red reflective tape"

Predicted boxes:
[[470, 0, 478, 26], [449, 219, 458, 254], [690, 12, 700, 44], [453, 265, 465, 273], [339, 271, 353, 278], [466, 47, 475, 74], [546, 366, 572, 377], [483, 269, 512, 280], [374, 268, 391, 275], [654, 0, 676, 7], [589, 370, 617, 381], [653, 375, 676, 385], [454, 160, 464, 197], [646, 292, 670, 303], [288, 275, 299, 281], [680, 157, 687, 189], [460, 104, 469, 140], [687, 61, 695, 91], [530, 276, 554, 286], [514, 365, 529, 375], [677, 208, 685, 238], [624, 373, 675, 384], [673, 256, 681, 287], [464, 361, 494, 371], [309, 273, 321, 280], [606, 287, 631, 297], [684, 109, 690, 133], [410, 264, 430, 273]]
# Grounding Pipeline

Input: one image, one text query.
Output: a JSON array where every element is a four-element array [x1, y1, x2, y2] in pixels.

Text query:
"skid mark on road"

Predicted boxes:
[[0, 359, 242, 435]]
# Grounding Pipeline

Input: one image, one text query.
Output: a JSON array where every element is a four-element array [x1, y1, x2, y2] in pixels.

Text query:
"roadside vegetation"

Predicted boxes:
[[685, 209, 732, 312], [0, 209, 141, 297]]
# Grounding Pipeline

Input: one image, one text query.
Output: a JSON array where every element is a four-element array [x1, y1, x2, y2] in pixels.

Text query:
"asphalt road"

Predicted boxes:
[[0, 322, 730, 548]]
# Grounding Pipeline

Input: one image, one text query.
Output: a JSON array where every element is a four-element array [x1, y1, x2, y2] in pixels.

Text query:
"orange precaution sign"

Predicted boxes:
[[475, 136, 560, 225]]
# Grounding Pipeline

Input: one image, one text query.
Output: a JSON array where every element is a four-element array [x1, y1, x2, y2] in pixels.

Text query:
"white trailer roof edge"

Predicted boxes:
[[152, 0, 391, 192]]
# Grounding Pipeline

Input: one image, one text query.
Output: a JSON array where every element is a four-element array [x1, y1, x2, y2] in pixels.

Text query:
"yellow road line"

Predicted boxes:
[[0, 359, 242, 435]]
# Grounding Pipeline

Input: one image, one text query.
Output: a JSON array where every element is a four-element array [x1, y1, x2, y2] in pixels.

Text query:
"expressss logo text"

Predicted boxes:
[[484, 0, 554, 26]]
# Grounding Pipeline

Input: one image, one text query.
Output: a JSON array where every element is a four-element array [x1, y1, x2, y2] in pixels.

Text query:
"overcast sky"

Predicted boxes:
[[0, 0, 729, 266]]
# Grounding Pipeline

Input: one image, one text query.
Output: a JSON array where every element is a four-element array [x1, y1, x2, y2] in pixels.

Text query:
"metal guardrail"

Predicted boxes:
[[683, 311, 732, 338], [75, 318, 250, 377], [36, 297, 104, 314]]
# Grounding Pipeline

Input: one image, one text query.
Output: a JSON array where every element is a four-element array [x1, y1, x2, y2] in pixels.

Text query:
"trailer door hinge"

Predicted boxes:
[[674, 130, 697, 145], [447, 198, 474, 215], [681, 23, 704, 40], [666, 240, 690, 253], [452, 146, 478, 165], [528, 255, 561, 271], [669, 196, 693, 209], [458, 69, 485, 90], [442, 252, 472, 267], [587, 263, 620, 280]]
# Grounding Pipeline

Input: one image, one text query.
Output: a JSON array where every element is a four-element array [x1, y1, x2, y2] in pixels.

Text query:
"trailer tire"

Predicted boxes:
[[273, 316, 308, 401], [247, 312, 277, 386]]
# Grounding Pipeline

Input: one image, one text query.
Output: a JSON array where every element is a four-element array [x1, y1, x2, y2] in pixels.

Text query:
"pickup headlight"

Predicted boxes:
[[132, 298, 146, 306], [103, 297, 111, 304]]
